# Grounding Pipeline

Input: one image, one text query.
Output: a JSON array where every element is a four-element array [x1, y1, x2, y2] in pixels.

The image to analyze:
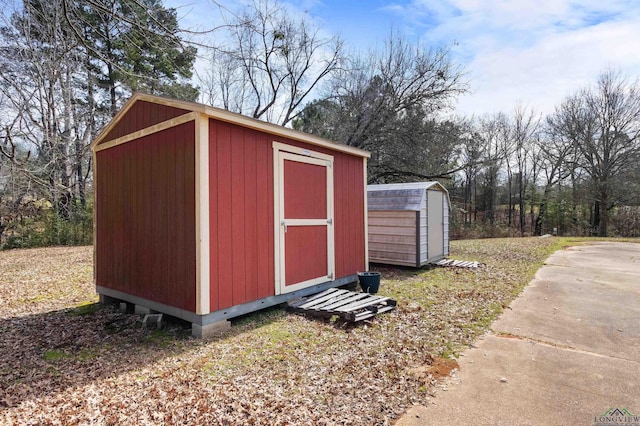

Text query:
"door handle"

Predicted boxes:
[[281, 220, 287, 233]]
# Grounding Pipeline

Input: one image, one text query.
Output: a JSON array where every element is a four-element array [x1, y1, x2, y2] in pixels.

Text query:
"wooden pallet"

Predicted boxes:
[[287, 288, 396, 322], [434, 258, 480, 268]]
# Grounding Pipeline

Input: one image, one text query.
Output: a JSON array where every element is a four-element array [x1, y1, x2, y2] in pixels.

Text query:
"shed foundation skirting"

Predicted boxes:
[[134, 305, 156, 315], [192, 321, 231, 338], [97, 274, 358, 336]]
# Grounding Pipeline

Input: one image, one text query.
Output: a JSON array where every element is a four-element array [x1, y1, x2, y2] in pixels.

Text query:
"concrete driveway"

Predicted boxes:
[[397, 241, 640, 426]]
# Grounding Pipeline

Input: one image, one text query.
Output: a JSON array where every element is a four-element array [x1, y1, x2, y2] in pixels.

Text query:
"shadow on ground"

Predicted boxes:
[[0, 302, 285, 409]]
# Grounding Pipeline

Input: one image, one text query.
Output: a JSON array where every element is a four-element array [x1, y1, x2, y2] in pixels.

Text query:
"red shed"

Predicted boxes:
[[91, 93, 370, 336]]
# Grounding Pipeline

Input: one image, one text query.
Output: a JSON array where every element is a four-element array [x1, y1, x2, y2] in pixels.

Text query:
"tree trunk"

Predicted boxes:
[[507, 176, 513, 227], [599, 188, 608, 237], [465, 171, 472, 225], [535, 203, 545, 236], [518, 173, 525, 236], [488, 168, 496, 225], [108, 61, 117, 116], [570, 171, 578, 231], [535, 184, 554, 236], [473, 176, 478, 223], [593, 200, 600, 236], [487, 184, 495, 225], [529, 200, 535, 235], [104, 26, 118, 117]]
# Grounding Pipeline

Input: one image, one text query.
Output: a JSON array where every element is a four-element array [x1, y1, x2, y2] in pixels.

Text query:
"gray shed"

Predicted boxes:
[[367, 182, 451, 267]]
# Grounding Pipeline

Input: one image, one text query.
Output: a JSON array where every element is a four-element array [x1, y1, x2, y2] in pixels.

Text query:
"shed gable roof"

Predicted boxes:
[[368, 181, 445, 192], [367, 182, 450, 211], [91, 93, 370, 158], [367, 188, 425, 211]]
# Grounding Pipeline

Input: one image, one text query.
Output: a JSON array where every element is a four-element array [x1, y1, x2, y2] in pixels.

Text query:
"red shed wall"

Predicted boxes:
[[99, 100, 190, 144], [208, 119, 366, 311], [96, 121, 197, 312]]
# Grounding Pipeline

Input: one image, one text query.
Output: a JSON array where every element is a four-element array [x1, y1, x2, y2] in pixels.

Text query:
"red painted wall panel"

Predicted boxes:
[[100, 101, 189, 144], [243, 130, 259, 303], [284, 226, 328, 285], [256, 132, 274, 300], [284, 161, 327, 219], [212, 121, 234, 310], [96, 121, 196, 311], [230, 131, 247, 306], [208, 119, 365, 311]]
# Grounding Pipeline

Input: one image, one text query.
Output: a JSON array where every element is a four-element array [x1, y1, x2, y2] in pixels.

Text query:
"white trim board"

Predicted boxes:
[[94, 112, 198, 152], [92, 93, 369, 159], [195, 113, 211, 315], [273, 141, 335, 295]]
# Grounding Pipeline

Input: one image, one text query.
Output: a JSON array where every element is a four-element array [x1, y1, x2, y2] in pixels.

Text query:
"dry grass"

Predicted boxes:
[[0, 237, 597, 425], [0, 246, 96, 318]]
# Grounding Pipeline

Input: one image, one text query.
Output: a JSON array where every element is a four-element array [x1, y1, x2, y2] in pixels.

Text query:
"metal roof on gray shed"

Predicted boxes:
[[367, 182, 449, 211]]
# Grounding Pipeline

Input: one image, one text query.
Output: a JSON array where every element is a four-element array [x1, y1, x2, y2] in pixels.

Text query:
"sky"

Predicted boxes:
[[169, 0, 640, 118]]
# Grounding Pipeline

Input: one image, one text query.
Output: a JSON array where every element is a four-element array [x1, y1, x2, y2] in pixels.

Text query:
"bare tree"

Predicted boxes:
[[457, 125, 483, 224], [201, 0, 344, 126], [474, 113, 508, 226], [499, 117, 515, 227], [550, 70, 640, 236], [323, 34, 466, 151], [511, 105, 541, 235], [532, 121, 577, 235], [0, 0, 92, 221], [294, 31, 466, 186], [201, 53, 249, 112], [0, 0, 198, 247]]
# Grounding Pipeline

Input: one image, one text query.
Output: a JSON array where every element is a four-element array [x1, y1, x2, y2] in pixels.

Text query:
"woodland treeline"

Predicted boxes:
[[0, 0, 197, 248], [1, 0, 639, 249]]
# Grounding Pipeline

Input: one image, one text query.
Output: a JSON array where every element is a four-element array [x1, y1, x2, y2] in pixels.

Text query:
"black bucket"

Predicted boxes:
[[358, 272, 381, 294]]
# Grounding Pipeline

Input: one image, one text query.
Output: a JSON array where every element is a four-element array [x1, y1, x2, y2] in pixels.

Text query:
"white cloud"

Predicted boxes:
[[383, 0, 640, 116], [169, 0, 640, 118]]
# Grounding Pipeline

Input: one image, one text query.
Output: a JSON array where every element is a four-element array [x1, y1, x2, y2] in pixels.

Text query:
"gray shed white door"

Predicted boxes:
[[427, 190, 444, 260]]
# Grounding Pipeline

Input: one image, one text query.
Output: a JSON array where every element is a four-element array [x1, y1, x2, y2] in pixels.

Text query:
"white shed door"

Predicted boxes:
[[427, 190, 444, 260], [274, 144, 335, 295]]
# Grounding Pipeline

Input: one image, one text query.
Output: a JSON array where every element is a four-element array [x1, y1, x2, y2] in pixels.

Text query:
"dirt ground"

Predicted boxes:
[[1, 238, 564, 425]]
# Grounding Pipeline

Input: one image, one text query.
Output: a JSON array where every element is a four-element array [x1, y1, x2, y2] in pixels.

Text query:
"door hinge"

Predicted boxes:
[[281, 220, 287, 232], [328, 273, 334, 280]]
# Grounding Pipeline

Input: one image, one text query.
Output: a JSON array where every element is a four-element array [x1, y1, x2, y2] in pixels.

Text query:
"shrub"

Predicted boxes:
[[1, 199, 93, 250]]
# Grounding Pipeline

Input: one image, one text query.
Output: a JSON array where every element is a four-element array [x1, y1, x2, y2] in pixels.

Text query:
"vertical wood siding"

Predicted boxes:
[[208, 120, 274, 310], [96, 121, 196, 311], [284, 161, 327, 218], [284, 226, 328, 285], [208, 119, 365, 311], [100, 101, 189, 144], [282, 159, 330, 286], [333, 152, 366, 278]]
